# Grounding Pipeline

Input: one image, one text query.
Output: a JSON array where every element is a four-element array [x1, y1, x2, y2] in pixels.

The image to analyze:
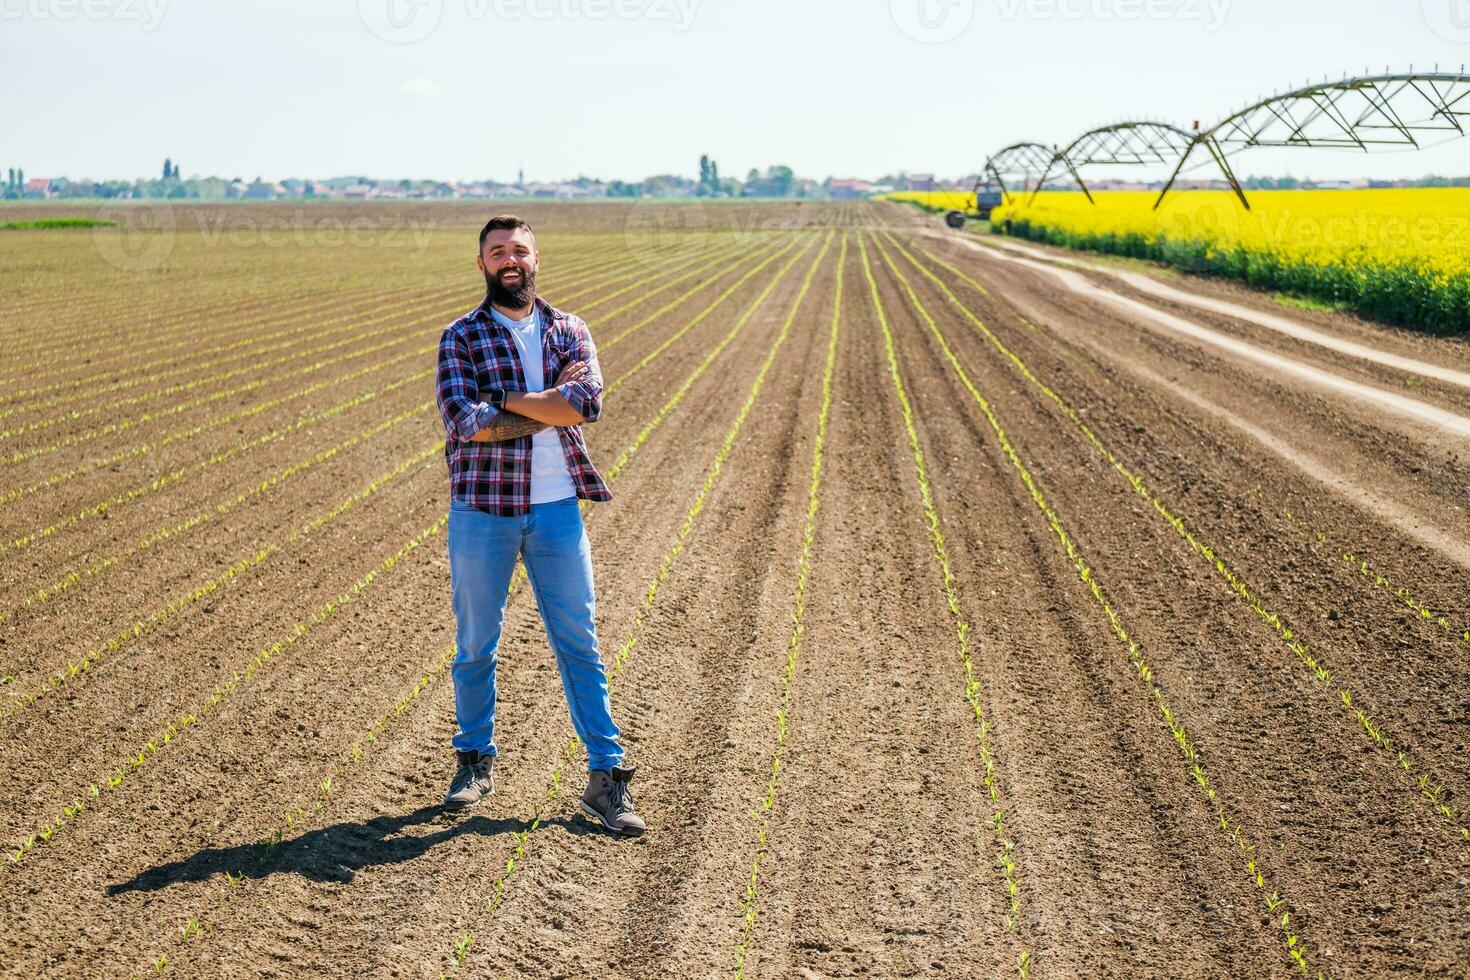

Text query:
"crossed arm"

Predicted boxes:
[[465, 409, 548, 443], [464, 360, 591, 443], [437, 323, 604, 444]]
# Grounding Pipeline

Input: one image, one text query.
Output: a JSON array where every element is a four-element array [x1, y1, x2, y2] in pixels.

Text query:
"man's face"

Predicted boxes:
[[478, 227, 538, 307]]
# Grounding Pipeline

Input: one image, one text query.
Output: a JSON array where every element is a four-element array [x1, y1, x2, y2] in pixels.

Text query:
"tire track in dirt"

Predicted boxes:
[[886, 230, 1470, 847], [918, 232, 1470, 818], [981, 235, 1470, 394], [868, 231, 1328, 976], [963, 239, 1470, 440], [878, 225, 1470, 972], [922, 233, 1470, 693], [860, 231, 1270, 976], [942, 235, 1470, 530]]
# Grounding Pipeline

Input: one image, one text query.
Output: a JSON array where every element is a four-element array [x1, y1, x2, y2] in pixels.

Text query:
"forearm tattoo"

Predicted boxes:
[[474, 411, 548, 443]]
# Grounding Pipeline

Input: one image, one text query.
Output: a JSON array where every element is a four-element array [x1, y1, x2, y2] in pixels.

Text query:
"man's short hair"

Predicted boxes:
[[478, 215, 535, 251]]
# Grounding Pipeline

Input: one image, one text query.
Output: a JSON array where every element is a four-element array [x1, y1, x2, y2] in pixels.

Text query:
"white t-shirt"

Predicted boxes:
[[489, 306, 577, 505]]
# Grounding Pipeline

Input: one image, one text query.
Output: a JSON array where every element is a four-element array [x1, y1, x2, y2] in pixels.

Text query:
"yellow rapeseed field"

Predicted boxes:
[[891, 188, 1470, 334], [884, 189, 975, 213]]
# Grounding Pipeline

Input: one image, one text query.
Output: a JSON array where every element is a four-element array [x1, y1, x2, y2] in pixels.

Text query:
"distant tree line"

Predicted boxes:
[[605, 157, 817, 199], [18, 152, 1460, 202], [1243, 174, 1470, 189]]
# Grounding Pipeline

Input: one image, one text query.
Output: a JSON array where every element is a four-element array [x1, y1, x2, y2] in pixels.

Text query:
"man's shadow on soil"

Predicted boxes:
[[106, 804, 607, 897]]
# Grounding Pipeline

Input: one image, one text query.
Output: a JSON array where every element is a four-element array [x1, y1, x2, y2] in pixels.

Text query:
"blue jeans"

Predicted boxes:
[[447, 496, 624, 772]]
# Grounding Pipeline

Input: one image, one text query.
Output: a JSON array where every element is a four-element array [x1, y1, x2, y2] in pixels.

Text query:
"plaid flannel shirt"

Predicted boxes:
[[435, 295, 612, 515]]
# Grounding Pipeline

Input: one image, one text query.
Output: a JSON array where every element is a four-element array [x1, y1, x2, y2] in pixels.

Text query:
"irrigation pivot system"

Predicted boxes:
[[1030, 122, 1197, 205], [945, 69, 1470, 225], [945, 142, 1053, 228]]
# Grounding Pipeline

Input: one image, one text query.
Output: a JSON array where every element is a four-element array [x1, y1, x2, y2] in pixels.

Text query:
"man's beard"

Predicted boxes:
[[484, 264, 537, 309]]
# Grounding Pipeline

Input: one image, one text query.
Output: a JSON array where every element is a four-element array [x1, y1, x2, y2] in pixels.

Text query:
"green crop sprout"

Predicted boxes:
[[452, 932, 473, 967]]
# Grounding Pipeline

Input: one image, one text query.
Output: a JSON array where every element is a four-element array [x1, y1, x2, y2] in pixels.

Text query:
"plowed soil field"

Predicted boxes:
[[2, 199, 1467, 978]]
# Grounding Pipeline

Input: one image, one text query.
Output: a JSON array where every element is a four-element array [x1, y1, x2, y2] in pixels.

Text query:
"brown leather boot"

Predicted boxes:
[[581, 765, 646, 835], [443, 749, 494, 806]]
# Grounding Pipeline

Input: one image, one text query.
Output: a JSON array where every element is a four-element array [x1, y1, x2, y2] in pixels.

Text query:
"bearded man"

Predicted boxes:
[[433, 214, 644, 835]]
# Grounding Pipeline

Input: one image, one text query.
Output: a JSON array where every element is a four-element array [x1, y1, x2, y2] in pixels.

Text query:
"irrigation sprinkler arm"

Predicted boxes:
[[1203, 137, 1251, 209], [1063, 157, 1095, 203], [1027, 158, 1057, 207], [1154, 139, 1197, 210], [992, 169, 1013, 205]]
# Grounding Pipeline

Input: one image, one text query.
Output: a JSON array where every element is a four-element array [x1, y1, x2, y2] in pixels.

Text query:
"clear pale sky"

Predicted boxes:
[[5, 0, 1469, 183]]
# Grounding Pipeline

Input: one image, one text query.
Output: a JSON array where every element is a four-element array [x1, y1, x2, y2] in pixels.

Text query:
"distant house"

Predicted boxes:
[[828, 177, 873, 200], [23, 178, 53, 199], [242, 180, 284, 200], [1312, 178, 1372, 190], [907, 173, 936, 192], [343, 184, 373, 199], [225, 180, 249, 199]]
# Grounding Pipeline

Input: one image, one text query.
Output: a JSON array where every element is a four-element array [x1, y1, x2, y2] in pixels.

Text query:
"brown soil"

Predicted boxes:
[[1, 200, 1465, 979]]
